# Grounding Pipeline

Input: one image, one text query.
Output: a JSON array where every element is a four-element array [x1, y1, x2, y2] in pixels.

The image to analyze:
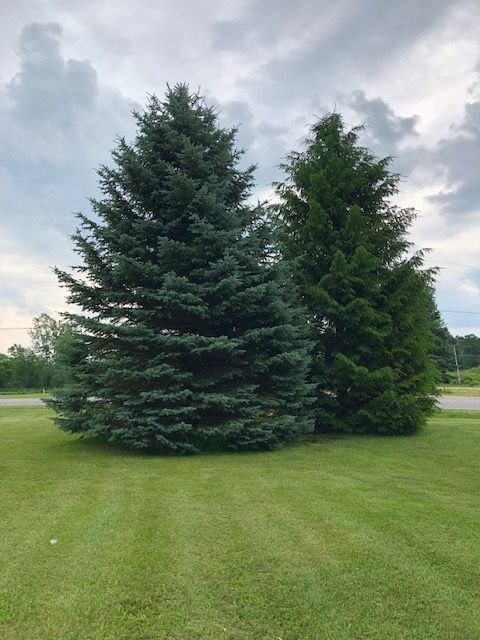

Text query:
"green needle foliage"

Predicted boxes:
[[48, 85, 313, 453], [275, 113, 437, 435], [427, 292, 455, 382]]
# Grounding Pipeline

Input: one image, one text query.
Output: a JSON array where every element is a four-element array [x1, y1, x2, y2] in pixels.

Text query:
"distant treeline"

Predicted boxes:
[[0, 314, 72, 390]]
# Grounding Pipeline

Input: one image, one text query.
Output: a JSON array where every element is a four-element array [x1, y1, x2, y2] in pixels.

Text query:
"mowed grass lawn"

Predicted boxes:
[[1, 409, 479, 640], [439, 385, 480, 396]]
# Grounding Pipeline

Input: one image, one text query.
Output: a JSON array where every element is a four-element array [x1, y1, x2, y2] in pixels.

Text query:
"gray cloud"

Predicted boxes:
[[214, 0, 454, 53], [212, 0, 459, 108], [217, 99, 291, 190], [345, 80, 480, 228], [429, 99, 480, 218], [212, 0, 320, 51], [210, 0, 470, 195], [0, 21, 138, 324], [347, 90, 419, 157], [0, 22, 137, 254], [10, 22, 98, 123], [340, 89, 429, 187]]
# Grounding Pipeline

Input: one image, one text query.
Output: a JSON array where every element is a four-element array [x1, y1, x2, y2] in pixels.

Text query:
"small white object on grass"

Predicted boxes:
[[50, 537, 58, 545]]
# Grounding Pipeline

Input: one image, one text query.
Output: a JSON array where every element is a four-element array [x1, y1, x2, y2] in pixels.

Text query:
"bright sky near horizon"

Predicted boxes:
[[0, 0, 479, 352]]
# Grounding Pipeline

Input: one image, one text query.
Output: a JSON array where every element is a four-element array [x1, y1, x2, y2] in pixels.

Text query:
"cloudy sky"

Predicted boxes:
[[1, 0, 479, 351]]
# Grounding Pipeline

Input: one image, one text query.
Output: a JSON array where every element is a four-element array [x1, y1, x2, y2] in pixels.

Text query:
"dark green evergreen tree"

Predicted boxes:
[[275, 113, 437, 435], [427, 293, 455, 382], [48, 85, 313, 453]]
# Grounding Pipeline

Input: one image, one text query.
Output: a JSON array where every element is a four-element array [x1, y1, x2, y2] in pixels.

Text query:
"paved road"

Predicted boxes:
[[0, 398, 46, 407], [1, 396, 480, 410], [436, 396, 480, 411]]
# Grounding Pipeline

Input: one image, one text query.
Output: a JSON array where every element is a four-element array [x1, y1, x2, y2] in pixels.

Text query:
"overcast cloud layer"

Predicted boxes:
[[0, 0, 479, 351]]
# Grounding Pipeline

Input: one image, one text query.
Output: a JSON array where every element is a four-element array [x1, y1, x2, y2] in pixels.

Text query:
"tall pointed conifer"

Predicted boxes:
[[276, 114, 437, 434], [49, 85, 313, 453]]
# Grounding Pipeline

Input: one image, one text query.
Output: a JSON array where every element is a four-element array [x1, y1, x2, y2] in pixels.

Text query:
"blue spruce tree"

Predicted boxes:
[[48, 85, 313, 453]]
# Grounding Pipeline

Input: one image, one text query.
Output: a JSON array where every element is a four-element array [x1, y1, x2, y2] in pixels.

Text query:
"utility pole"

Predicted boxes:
[[453, 342, 461, 384]]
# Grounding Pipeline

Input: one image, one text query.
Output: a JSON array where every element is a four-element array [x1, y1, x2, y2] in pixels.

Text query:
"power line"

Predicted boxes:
[[439, 309, 480, 315]]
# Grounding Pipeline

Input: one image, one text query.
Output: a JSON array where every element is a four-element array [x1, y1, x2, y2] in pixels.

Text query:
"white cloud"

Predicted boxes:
[[459, 279, 480, 297]]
